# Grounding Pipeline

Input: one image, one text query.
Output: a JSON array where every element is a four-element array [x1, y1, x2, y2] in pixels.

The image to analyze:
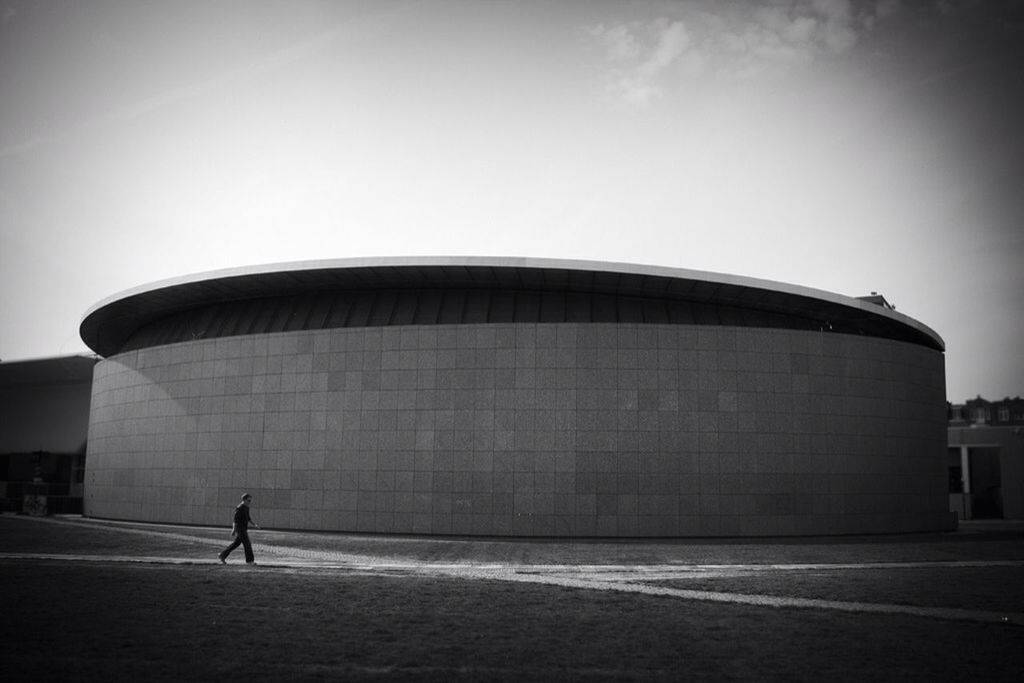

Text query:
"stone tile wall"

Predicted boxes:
[[84, 323, 949, 536]]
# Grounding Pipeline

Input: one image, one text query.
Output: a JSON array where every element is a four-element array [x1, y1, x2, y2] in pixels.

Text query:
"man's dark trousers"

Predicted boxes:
[[219, 530, 254, 563]]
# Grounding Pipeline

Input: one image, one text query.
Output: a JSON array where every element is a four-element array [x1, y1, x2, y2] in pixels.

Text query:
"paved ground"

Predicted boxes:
[[5, 515, 1024, 624], [3, 515, 1024, 680]]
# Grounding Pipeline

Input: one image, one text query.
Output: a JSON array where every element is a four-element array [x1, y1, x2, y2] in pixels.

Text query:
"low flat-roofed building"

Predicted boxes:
[[0, 355, 98, 513]]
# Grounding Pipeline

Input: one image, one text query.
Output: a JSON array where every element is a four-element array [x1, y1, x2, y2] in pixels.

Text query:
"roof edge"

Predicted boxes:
[[81, 256, 944, 354]]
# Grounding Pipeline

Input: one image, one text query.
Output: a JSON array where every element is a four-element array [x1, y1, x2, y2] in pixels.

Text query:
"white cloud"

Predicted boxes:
[[589, 19, 690, 105], [589, 1, 901, 102], [875, 0, 901, 20], [639, 19, 690, 75], [864, 0, 901, 29], [594, 23, 642, 62], [812, 0, 858, 52]]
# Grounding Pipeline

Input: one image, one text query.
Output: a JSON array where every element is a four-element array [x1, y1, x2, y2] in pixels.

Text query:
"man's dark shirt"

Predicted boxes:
[[233, 504, 252, 530]]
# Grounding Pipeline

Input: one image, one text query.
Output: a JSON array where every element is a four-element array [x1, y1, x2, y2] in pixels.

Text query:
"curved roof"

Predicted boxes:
[[80, 256, 944, 357]]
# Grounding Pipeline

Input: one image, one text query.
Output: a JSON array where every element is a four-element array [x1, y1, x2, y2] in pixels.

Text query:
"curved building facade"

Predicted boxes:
[[81, 258, 949, 536]]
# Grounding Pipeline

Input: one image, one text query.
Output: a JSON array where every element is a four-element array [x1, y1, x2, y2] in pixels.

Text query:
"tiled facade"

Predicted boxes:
[[85, 323, 949, 536]]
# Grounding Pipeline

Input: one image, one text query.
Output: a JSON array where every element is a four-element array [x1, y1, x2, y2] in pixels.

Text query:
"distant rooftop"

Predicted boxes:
[[0, 355, 98, 387]]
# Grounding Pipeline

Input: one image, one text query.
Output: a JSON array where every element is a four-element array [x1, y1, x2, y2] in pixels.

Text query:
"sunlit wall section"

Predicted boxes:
[[84, 322, 948, 536]]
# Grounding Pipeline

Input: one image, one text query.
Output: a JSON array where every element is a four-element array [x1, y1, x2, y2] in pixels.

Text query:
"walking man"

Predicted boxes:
[[218, 493, 260, 564]]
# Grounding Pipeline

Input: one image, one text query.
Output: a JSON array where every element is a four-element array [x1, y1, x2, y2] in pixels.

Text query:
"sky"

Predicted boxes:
[[0, 0, 1021, 402]]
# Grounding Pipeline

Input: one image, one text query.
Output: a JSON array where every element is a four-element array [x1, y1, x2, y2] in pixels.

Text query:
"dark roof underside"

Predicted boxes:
[[81, 263, 944, 357]]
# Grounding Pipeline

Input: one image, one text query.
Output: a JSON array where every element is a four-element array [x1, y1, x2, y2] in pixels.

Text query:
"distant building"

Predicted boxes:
[[948, 396, 1024, 520], [0, 355, 98, 513]]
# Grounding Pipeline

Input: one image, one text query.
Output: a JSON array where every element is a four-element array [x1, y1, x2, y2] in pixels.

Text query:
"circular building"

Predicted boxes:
[[80, 257, 949, 536]]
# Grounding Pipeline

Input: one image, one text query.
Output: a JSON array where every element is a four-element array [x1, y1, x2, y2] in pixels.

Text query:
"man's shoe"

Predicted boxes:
[[218, 556, 226, 564]]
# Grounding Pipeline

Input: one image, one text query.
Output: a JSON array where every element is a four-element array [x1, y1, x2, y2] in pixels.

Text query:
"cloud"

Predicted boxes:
[[594, 23, 643, 62], [640, 19, 691, 75], [589, 0, 900, 103], [810, 0, 858, 52], [875, 0, 902, 20], [589, 18, 692, 105], [864, 0, 901, 29]]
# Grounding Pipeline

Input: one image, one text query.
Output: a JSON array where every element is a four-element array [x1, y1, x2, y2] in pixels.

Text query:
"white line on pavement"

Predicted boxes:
[[4, 550, 1023, 627]]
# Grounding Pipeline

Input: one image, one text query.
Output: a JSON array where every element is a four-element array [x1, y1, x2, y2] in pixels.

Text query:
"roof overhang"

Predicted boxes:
[[80, 256, 944, 357]]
